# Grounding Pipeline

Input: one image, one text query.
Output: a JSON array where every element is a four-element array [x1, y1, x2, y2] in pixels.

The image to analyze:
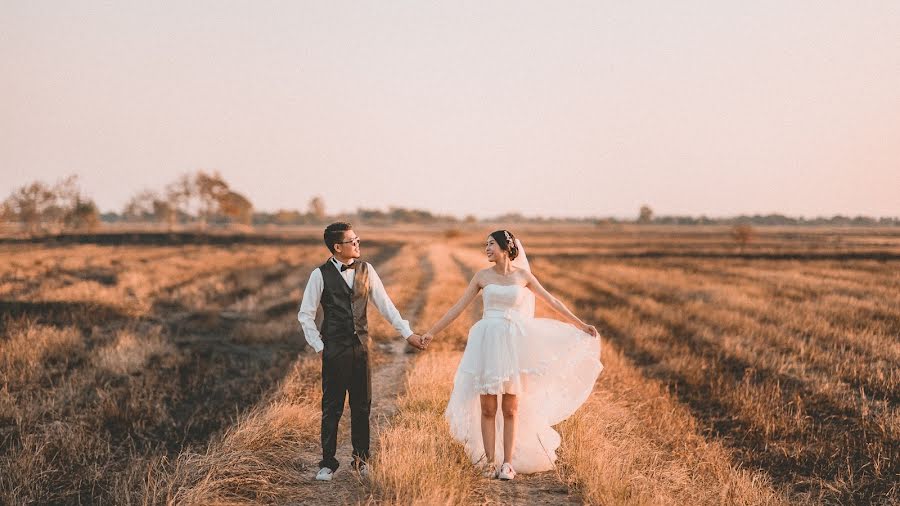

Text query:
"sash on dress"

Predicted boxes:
[[482, 308, 527, 337]]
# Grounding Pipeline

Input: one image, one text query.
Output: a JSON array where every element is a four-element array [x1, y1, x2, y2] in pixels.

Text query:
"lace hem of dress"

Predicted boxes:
[[464, 354, 602, 395], [468, 368, 542, 395]]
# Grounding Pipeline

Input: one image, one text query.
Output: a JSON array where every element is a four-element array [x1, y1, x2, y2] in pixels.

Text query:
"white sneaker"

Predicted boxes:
[[315, 467, 334, 481], [498, 463, 516, 481], [357, 462, 369, 479]]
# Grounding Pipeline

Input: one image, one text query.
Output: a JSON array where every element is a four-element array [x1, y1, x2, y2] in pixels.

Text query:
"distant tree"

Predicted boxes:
[[122, 189, 160, 221], [494, 212, 525, 223], [1, 175, 96, 235], [357, 208, 387, 224], [0, 200, 11, 224], [195, 170, 230, 229], [389, 206, 435, 224], [52, 175, 80, 208], [638, 205, 653, 224], [55, 176, 99, 231], [218, 190, 253, 225], [64, 196, 100, 230], [164, 174, 193, 230], [273, 209, 303, 225], [731, 224, 754, 250], [308, 196, 326, 221], [49, 176, 85, 229], [1, 181, 56, 234], [152, 199, 173, 224], [464, 214, 478, 224]]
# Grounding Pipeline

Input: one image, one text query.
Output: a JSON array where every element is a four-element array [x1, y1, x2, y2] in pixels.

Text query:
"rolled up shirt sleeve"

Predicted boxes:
[[367, 265, 413, 339], [297, 268, 325, 353]]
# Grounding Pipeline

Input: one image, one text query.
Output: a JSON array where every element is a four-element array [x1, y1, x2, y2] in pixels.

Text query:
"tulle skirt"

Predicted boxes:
[[444, 314, 603, 473]]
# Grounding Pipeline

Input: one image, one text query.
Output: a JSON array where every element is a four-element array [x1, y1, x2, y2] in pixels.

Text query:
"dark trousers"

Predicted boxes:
[[319, 334, 371, 471]]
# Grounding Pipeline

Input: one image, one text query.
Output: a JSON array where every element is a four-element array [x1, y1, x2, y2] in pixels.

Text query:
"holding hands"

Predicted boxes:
[[406, 333, 428, 350], [405, 332, 435, 350]]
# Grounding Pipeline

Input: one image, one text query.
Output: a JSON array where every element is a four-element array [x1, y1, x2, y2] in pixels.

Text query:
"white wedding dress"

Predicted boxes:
[[444, 279, 603, 473]]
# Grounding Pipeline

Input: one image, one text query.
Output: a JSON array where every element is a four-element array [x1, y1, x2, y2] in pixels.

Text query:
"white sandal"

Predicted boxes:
[[498, 462, 516, 481]]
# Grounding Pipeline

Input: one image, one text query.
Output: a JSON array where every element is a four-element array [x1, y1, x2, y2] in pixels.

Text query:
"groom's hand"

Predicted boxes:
[[406, 333, 427, 350]]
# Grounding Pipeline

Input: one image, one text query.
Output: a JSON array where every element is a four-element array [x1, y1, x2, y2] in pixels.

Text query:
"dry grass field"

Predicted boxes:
[[0, 225, 897, 505]]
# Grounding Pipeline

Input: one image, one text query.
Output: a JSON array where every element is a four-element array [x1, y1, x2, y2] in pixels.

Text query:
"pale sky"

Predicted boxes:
[[1, 1, 898, 218]]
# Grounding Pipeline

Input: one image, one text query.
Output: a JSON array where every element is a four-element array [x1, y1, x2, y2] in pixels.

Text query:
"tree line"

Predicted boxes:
[[633, 204, 899, 227], [2, 176, 896, 236]]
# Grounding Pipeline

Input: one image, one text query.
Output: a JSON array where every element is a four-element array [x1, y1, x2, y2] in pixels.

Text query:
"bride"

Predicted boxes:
[[422, 230, 603, 480]]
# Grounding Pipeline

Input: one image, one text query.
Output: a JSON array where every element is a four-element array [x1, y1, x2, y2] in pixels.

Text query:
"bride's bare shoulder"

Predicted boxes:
[[519, 268, 538, 283], [472, 268, 494, 285]]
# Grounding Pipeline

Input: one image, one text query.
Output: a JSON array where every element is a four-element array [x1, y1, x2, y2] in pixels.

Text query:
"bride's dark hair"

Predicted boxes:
[[489, 230, 519, 260]]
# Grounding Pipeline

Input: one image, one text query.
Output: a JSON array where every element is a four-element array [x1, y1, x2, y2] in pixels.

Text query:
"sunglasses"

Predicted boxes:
[[337, 237, 361, 246]]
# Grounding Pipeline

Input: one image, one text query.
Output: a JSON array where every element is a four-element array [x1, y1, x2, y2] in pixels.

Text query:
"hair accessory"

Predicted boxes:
[[503, 230, 513, 245]]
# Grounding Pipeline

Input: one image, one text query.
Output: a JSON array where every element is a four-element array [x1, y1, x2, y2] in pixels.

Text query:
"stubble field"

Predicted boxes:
[[0, 225, 897, 505]]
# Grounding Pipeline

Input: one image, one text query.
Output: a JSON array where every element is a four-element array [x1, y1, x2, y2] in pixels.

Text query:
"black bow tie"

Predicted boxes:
[[340, 262, 356, 272]]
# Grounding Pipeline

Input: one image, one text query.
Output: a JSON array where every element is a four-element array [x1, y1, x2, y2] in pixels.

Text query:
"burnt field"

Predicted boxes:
[[1, 225, 897, 505]]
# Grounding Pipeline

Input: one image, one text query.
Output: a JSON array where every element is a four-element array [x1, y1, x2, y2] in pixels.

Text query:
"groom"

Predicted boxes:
[[297, 222, 426, 481]]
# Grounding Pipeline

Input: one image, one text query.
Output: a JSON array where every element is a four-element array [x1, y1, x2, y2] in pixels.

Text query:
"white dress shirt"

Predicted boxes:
[[297, 257, 413, 353]]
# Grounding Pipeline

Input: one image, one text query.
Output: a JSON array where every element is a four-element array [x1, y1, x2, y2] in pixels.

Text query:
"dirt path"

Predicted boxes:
[[288, 251, 433, 505], [288, 246, 587, 505], [475, 470, 583, 505]]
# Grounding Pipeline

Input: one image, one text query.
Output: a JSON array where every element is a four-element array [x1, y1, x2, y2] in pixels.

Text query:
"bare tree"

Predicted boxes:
[[52, 176, 99, 231], [1, 175, 95, 235], [195, 170, 230, 230], [64, 196, 100, 231], [164, 174, 193, 231], [308, 196, 326, 221], [53, 175, 80, 208], [122, 189, 160, 222], [0, 200, 12, 224], [1, 181, 56, 234], [638, 205, 654, 224], [152, 199, 173, 224]]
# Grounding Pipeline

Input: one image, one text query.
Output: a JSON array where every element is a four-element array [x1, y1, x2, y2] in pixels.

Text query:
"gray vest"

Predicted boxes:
[[316, 259, 370, 345]]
